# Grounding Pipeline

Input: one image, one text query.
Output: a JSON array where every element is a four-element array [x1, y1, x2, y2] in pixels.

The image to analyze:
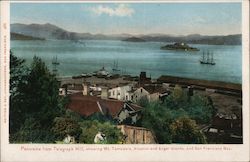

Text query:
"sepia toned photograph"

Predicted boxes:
[[8, 1, 243, 146]]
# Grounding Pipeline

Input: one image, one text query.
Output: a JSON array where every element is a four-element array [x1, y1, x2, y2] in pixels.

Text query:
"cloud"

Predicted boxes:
[[90, 4, 134, 17]]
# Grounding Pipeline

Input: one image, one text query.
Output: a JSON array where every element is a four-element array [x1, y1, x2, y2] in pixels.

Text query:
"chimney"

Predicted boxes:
[[101, 87, 109, 99], [140, 72, 146, 80], [187, 86, 193, 96], [82, 83, 89, 96]]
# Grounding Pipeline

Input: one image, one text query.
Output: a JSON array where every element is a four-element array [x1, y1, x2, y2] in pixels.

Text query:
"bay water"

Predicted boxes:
[[11, 40, 242, 84]]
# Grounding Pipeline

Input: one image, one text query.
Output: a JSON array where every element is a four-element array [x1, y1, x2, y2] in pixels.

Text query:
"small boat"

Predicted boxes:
[[200, 51, 216, 65], [112, 60, 121, 72]]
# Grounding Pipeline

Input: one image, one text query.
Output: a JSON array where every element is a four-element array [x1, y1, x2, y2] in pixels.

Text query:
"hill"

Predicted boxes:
[[122, 37, 146, 42], [11, 32, 45, 40], [141, 34, 241, 45], [11, 23, 94, 40], [11, 23, 242, 45]]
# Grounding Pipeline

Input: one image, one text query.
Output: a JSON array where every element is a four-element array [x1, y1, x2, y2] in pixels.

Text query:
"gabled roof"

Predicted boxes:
[[142, 85, 167, 94], [108, 84, 132, 90], [67, 93, 143, 118], [68, 93, 139, 118], [67, 93, 100, 117], [127, 103, 143, 111], [99, 100, 124, 117], [115, 102, 143, 118]]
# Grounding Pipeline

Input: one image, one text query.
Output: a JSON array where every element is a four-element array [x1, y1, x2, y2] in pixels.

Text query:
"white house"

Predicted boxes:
[[116, 102, 142, 125], [131, 85, 169, 103], [108, 85, 132, 101], [131, 87, 150, 103]]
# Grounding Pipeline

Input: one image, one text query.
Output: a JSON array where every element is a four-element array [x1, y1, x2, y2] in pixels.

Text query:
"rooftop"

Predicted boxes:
[[143, 84, 168, 94], [67, 93, 142, 117]]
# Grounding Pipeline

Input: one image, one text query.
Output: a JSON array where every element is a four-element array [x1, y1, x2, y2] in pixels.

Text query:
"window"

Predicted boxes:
[[113, 90, 115, 96], [142, 131, 145, 143], [133, 130, 136, 143], [141, 89, 143, 93]]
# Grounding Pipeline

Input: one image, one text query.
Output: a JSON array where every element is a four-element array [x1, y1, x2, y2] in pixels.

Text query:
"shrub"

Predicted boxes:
[[140, 85, 213, 143], [170, 117, 207, 144], [79, 120, 123, 144], [51, 117, 82, 142]]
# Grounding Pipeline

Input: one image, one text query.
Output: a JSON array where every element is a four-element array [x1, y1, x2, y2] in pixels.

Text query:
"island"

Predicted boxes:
[[11, 32, 45, 40], [161, 42, 199, 51], [122, 37, 146, 42]]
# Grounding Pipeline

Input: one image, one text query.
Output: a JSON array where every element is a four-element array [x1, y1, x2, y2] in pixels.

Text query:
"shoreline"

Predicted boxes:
[[157, 75, 242, 93], [57, 74, 242, 85], [57, 74, 242, 94]]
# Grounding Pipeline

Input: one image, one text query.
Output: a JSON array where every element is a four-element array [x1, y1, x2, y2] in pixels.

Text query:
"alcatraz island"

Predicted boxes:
[[161, 42, 200, 51]]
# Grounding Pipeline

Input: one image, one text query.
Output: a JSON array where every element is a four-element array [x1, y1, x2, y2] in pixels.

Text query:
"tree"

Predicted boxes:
[[22, 56, 64, 128], [172, 85, 185, 103], [87, 112, 114, 123], [163, 85, 214, 124], [164, 85, 189, 109], [10, 117, 56, 143], [65, 109, 83, 122], [10, 55, 66, 143], [188, 94, 214, 124], [9, 51, 28, 134], [140, 85, 214, 144], [51, 117, 82, 142], [141, 102, 173, 143], [10, 50, 27, 95], [170, 117, 207, 144]]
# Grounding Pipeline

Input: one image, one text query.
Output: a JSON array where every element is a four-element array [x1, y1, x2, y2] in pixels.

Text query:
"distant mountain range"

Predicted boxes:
[[11, 23, 242, 45], [11, 32, 45, 40], [122, 37, 146, 42]]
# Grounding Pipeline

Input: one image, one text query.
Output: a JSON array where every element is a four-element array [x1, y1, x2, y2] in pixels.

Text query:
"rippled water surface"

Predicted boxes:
[[11, 40, 242, 83]]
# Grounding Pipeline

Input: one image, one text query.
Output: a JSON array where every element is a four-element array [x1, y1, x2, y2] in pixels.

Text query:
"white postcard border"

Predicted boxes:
[[1, 0, 249, 162]]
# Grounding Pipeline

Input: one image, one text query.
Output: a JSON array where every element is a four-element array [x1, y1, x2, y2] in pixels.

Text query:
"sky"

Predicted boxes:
[[10, 3, 242, 36]]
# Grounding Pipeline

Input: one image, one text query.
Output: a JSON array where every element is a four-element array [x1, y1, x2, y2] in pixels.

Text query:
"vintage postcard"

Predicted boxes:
[[0, 0, 249, 161]]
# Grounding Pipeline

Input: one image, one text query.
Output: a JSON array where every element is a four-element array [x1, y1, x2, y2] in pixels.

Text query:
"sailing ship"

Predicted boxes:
[[112, 60, 121, 73], [52, 56, 60, 75], [200, 51, 216, 65]]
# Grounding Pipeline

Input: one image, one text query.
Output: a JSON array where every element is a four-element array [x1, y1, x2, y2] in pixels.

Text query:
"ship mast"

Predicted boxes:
[[206, 51, 210, 63], [202, 51, 205, 62], [52, 56, 60, 76], [200, 50, 216, 65], [112, 60, 121, 73], [211, 52, 213, 63], [116, 60, 118, 69]]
